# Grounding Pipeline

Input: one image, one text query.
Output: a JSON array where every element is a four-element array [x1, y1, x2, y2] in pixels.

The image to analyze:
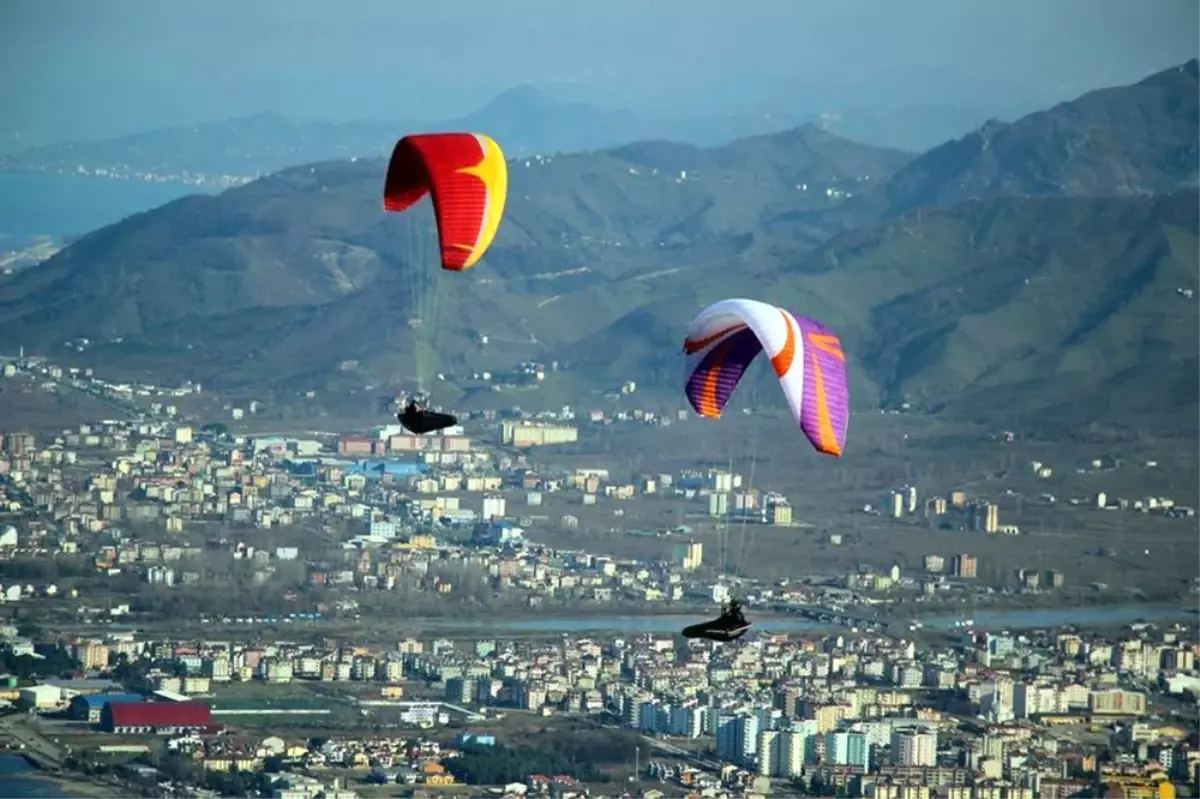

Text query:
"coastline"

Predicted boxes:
[[23, 774, 123, 799], [0, 755, 120, 798], [0, 171, 206, 240]]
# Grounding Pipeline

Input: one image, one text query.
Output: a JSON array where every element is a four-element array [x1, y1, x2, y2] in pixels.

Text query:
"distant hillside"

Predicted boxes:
[[0, 125, 909, 349], [26, 192, 1197, 430], [814, 103, 995, 154], [883, 60, 1200, 214], [0, 90, 1000, 186], [0, 62, 1196, 430], [0, 87, 820, 183], [546, 192, 1199, 427], [805, 192, 1199, 421]]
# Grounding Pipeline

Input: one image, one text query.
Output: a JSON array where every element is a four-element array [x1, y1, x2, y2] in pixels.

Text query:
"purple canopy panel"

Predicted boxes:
[[685, 327, 765, 418], [792, 314, 849, 456]]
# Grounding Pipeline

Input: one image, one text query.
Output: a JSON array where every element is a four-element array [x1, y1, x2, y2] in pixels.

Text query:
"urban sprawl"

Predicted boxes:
[[0, 354, 1196, 799]]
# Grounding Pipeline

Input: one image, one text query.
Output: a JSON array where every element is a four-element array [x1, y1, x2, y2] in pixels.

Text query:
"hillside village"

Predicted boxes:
[[3, 352, 1194, 622], [0, 391, 881, 620]]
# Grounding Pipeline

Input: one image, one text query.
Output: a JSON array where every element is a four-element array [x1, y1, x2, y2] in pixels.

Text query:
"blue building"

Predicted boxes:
[[824, 730, 870, 768], [283, 459, 319, 476], [457, 733, 496, 747], [346, 459, 428, 480], [715, 713, 760, 764], [69, 692, 144, 723]]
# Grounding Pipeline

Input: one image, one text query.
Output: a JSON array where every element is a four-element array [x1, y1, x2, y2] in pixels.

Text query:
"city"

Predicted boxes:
[[0, 349, 1196, 799]]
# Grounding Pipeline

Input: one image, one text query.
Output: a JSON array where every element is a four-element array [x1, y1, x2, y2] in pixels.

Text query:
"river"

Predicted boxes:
[[0, 755, 87, 798], [385, 604, 1194, 634], [85, 604, 1194, 641], [0, 172, 215, 243]]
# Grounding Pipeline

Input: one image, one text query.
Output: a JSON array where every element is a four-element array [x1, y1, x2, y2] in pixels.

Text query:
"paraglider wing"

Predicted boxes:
[[682, 298, 849, 456], [383, 132, 508, 271]]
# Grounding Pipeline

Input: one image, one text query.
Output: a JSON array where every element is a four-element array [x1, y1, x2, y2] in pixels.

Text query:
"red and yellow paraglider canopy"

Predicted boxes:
[[383, 132, 508, 271]]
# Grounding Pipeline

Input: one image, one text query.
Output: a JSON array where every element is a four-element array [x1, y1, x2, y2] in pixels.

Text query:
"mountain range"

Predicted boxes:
[[0, 87, 996, 183], [883, 60, 1200, 214], [0, 60, 1196, 429]]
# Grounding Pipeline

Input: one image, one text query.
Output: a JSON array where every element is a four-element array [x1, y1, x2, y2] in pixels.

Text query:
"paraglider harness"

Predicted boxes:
[[396, 396, 458, 435], [680, 598, 752, 642], [721, 600, 748, 629]]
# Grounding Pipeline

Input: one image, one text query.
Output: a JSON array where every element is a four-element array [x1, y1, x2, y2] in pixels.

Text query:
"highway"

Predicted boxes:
[[0, 355, 146, 421], [640, 733, 723, 771], [0, 712, 132, 797], [766, 602, 890, 633], [0, 712, 66, 771], [597, 719, 723, 773]]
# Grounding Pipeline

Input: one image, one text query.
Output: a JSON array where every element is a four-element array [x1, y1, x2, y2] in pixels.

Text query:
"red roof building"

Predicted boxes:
[[101, 701, 213, 733]]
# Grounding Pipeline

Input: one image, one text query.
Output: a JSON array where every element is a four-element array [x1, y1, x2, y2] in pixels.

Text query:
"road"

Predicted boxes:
[[766, 602, 888, 632], [0, 712, 66, 770], [640, 733, 723, 771], [0, 712, 131, 797], [598, 722, 724, 773], [0, 355, 146, 421]]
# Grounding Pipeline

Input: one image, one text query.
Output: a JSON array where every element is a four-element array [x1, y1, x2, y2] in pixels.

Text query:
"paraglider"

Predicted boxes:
[[383, 132, 509, 271], [678, 298, 851, 640], [682, 599, 751, 642], [681, 297, 849, 456], [382, 132, 509, 426], [396, 397, 458, 436]]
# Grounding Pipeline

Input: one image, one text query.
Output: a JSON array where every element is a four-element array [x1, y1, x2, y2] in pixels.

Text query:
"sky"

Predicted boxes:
[[1, 0, 1197, 141]]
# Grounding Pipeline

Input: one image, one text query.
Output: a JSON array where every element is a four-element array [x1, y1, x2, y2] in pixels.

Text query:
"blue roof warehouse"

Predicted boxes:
[[69, 692, 144, 723]]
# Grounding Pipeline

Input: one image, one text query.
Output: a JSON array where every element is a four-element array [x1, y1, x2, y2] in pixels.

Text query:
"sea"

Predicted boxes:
[[0, 755, 87, 798], [0, 172, 216, 245]]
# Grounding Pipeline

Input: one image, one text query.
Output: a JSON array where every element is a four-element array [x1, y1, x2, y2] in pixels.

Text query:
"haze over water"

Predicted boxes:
[[0, 756, 87, 798], [0, 0, 1195, 239], [0, 173, 208, 242]]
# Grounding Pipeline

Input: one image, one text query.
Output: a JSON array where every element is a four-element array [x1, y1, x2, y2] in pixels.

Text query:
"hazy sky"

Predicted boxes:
[[2, 0, 1197, 140]]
